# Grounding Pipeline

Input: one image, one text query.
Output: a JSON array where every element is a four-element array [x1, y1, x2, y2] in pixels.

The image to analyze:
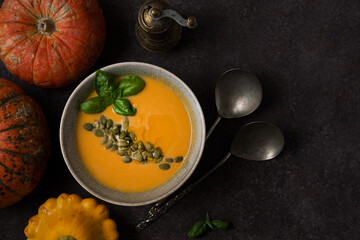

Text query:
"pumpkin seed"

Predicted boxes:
[[122, 156, 132, 163], [129, 132, 136, 141], [117, 149, 127, 156], [142, 151, 148, 161], [131, 143, 138, 151], [119, 131, 127, 139], [127, 149, 132, 156], [110, 145, 118, 152], [165, 158, 174, 163], [155, 154, 164, 163], [100, 115, 107, 124], [146, 152, 153, 158], [110, 134, 117, 142], [99, 124, 105, 130], [153, 148, 162, 159], [145, 142, 154, 152], [138, 141, 145, 150], [101, 136, 108, 144], [159, 163, 170, 170], [94, 120, 100, 129], [156, 154, 164, 161], [94, 129, 104, 137], [134, 152, 143, 162], [175, 156, 184, 163], [106, 119, 113, 128], [122, 117, 129, 129], [110, 126, 119, 135], [105, 141, 113, 149], [119, 141, 129, 147], [124, 136, 131, 141], [104, 128, 110, 134], [83, 123, 94, 131]]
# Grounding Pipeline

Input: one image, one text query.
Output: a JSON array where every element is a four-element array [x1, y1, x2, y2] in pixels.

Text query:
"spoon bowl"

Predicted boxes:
[[206, 69, 263, 140], [215, 69, 262, 118], [231, 121, 285, 161]]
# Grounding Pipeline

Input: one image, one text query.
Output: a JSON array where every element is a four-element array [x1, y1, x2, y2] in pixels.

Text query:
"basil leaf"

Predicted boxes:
[[111, 87, 123, 99], [95, 70, 116, 97], [188, 221, 209, 238], [117, 75, 145, 97], [211, 220, 229, 230], [103, 95, 114, 107], [112, 99, 137, 116], [80, 97, 107, 114]]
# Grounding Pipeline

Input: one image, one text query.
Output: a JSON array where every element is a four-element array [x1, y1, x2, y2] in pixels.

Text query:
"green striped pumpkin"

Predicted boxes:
[[0, 78, 50, 208]]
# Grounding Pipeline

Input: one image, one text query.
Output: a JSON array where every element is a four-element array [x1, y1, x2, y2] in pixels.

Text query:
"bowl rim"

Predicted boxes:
[[60, 62, 206, 206]]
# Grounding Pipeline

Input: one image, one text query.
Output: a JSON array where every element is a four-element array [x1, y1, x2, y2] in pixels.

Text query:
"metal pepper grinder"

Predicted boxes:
[[135, 0, 197, 53]]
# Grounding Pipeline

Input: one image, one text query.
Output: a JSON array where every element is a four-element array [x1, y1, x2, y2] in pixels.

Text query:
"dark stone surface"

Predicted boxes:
[[0, 0, 359, 239]]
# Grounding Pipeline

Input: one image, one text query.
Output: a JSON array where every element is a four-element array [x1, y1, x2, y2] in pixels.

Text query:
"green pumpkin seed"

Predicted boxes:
[[105, 141, 113, 149], [119, 141, 129, 147], [83, 123, 94, 131], [134, 152, 143, 162], [101, 136, 108, 144], [100, 115, 107, 124], [94, 129, 104, 137], [110, 127, 119, 135], [146, 152, 153, 158], [142, 152, 148, 161], [159, 163, 170, 170], [165, 158, 174, 163], [104, 128, 110, 135], [137, 141, 144, 150], [127, 149, 132, 156], [124, 136, 131, 141], [94, 120, 100, 129], [110, 145, 118, 152], [145, 142, 154, 152], [175, 156, 184, 163], [122, 156, 132, 163], [99, 124, 105, 130], [110, 134, 117, 142], [117, 149, 127, 156], [122, 117, 129, 129], [106, 119, 113, 128], [129, 132, 136, 141], [119, 131, 127, 139], [131, 143, 138, 151], [153, 148, 162, 159], [155, 154, 164, 163]]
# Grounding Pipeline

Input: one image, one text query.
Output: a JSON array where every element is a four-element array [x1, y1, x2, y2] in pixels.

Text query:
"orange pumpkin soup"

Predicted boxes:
[[76, 76, 191, 193]]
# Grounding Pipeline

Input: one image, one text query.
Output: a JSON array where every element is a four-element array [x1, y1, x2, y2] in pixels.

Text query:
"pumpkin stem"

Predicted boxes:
[[58, 236, 76, 240], [36, 17, 56, 35]]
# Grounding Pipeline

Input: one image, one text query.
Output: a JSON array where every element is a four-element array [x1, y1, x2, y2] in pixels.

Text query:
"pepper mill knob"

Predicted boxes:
[[135, 0, 197, 53]]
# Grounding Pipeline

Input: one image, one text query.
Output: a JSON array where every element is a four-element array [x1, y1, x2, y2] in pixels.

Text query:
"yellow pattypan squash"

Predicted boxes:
[[24, 193, 119, 240]]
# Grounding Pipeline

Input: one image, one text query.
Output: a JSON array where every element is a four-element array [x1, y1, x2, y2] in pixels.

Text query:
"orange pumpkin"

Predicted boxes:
[[0, 0, 106, 88], [0, 78, 50, 209]]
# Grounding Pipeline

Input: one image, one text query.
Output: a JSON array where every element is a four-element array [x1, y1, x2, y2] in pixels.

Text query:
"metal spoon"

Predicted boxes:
[[206, 68, 263, 140], [148, 69, 262, 213], [136, 121, 285, 231]]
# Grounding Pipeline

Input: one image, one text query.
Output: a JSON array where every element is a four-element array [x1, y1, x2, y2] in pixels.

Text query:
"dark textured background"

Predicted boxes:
[[1, 0, 360, 239]]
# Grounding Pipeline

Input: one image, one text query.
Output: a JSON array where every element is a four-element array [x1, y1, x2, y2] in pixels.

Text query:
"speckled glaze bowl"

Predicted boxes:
[[60, 62, 205, 206]]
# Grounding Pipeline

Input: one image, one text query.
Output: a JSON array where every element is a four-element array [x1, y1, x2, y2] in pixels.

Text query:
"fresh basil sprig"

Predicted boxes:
[[80, 70, 145, 116], [188, 213, 229, 239]]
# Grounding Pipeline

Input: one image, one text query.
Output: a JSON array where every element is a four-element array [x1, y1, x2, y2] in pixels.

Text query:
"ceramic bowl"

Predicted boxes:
[[60, 62, 206, 206]]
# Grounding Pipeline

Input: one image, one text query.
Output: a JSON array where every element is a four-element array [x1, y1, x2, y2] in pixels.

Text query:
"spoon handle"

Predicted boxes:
[[147, 116, 222, 216], [206, 116, 222, 140], [135, 152, 232, 232]]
